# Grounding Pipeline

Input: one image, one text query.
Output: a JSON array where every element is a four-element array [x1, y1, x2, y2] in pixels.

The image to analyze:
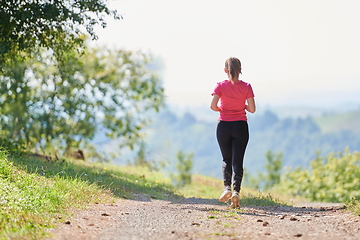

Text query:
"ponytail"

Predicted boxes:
[[225, 57, 242, 83]]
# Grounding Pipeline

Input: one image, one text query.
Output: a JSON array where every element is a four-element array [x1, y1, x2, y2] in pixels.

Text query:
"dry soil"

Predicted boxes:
[[48, 195, 360, 240]]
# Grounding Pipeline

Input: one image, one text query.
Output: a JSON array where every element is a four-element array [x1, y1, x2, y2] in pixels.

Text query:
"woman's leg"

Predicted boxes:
[[231, 121, 249, 193], [216, 121, 233, 188]]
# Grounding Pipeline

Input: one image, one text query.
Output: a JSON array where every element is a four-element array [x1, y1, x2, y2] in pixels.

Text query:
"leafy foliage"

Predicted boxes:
[[0, 136, 26, 154], [0, 0, 120, 65], [275, 147, 360, 202], [0, 45, 165, 158], [171, 150, 194, 188], [263, 151, 283, 190]]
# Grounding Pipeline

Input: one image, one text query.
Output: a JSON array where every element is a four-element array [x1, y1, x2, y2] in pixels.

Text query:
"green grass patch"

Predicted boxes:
[[0, 151, 180, 239], [11, 153, 179, 201], [0, 151, 113, 239]]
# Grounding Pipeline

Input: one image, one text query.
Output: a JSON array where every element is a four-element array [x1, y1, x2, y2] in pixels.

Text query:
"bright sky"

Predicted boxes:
[[93, 0, 360, 109]]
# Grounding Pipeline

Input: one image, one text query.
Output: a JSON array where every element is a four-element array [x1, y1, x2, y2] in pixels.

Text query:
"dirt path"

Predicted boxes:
[[48, 196, 360, 240]]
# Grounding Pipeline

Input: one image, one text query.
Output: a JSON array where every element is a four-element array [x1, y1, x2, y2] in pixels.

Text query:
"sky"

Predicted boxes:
[[92, 0, 360, 110]]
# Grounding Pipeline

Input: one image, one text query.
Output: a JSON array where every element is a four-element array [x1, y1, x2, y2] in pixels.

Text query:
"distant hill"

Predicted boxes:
[[314, 110, 360, 134], [94, 105, 360, 180]]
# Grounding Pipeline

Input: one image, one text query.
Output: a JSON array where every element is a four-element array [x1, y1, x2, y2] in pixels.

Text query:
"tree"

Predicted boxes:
[[0, 44, 165, 158], [244, 151, 283, 190], [262, 151, 283, 190], [171, 150, 194, 188], [0, 0, 120, 65]]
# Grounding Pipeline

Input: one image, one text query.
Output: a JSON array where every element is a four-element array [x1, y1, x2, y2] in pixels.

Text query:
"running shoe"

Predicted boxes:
[[230, 191, 240, 208], [219, 188, 232, 202]]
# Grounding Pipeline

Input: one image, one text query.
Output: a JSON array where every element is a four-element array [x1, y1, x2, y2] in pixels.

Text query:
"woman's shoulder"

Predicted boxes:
[[216, 80, 230, 86], [237, 80, 252, 87]]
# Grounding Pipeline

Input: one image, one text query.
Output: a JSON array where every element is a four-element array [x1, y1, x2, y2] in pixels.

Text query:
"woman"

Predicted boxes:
[[210, 57, 256, 208]]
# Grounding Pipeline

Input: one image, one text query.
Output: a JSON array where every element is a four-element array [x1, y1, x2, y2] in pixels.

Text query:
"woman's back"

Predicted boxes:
[[213, 80, 254, 121]]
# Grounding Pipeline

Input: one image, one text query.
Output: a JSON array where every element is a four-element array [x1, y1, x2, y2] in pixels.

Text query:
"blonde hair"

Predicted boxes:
[[225, 57, 242, 83]]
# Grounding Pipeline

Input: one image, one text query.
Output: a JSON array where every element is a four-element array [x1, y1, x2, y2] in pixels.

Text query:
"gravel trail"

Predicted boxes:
[[48, 196, 360, 240]]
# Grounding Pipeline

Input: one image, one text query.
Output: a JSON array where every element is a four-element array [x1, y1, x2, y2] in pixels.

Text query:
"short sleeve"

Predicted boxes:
[[211, 82, 222, 97], [246, 84, 255, 99]]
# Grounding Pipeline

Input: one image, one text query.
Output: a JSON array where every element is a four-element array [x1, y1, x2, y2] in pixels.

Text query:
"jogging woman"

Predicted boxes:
[[210, 57, 256, 208]]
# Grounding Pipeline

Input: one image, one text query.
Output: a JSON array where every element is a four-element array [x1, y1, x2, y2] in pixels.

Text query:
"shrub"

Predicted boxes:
[[275, 147, 360, 202]]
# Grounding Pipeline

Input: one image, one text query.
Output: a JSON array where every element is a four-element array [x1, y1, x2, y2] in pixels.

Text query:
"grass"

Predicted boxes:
[[0, 151, 179, 239], [0, 152, 111, 239], [11, 153, 177, 200]]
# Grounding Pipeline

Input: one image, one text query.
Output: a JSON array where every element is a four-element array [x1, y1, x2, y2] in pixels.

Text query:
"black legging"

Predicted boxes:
[[216, 120, 249, 192]]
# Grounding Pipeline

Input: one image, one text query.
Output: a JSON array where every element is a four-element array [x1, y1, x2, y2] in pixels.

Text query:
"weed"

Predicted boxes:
[[345, 198, 360, 215]]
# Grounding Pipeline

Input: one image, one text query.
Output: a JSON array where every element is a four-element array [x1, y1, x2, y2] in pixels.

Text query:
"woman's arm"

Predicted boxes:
[[210, 94, 221, 112], [245, 97, 256, 113]]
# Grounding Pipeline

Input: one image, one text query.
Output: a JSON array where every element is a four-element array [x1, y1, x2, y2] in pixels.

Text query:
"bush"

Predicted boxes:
[[0, 135, 26, 153], [275, 147, 360, 202]]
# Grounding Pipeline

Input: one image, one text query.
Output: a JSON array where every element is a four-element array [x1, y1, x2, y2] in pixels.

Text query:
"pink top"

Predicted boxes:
[[212, 80, 254, 121]]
